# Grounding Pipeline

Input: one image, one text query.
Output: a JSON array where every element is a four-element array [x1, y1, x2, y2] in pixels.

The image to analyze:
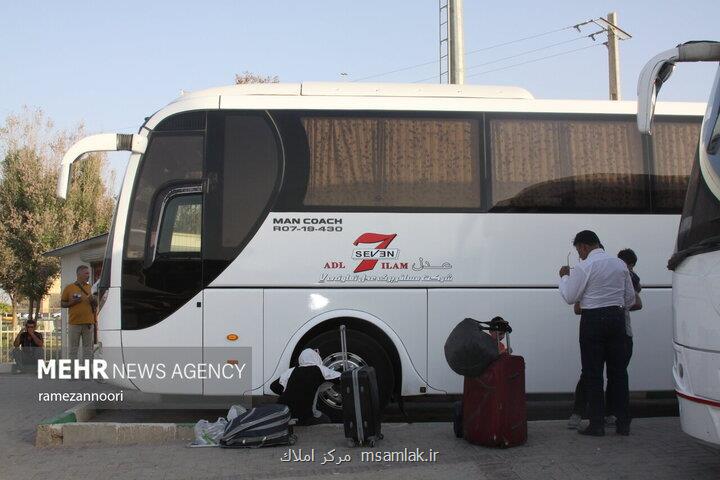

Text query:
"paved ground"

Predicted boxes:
[[2, 374, 718, 480]]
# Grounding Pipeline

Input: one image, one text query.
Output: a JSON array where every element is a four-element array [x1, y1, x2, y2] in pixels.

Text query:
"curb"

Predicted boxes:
[[36, 403, 196, 447], [36, 422, 195, 447]]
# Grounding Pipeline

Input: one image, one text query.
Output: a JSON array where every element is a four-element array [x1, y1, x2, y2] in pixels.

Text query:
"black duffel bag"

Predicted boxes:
[[444, 317, 511, 377]]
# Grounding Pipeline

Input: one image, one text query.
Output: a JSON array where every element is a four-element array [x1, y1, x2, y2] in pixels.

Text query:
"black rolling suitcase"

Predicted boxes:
[[340, 325, 383, 447]]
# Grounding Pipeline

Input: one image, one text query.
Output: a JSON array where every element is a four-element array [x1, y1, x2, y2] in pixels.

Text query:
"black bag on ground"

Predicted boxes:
[[444, 317, 500, 377], [339, 325, 383, 447], [220, 404, 295, 448]]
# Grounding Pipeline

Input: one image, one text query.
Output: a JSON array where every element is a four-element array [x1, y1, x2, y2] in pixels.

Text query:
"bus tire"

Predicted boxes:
[[301, 328, 395, 421]]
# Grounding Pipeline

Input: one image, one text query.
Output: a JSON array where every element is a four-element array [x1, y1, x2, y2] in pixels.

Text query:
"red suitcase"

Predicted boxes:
[[462, 354, 527, 448]]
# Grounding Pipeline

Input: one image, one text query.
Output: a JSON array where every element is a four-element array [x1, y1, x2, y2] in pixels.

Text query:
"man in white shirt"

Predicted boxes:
[[559, 230, 636, 436]]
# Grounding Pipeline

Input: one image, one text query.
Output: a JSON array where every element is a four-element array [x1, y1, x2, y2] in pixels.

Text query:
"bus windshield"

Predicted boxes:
[[670, 156, 720, 269]]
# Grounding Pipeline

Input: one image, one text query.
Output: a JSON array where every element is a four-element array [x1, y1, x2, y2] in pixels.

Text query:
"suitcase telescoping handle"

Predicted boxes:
[[340, 324, 349, 372]]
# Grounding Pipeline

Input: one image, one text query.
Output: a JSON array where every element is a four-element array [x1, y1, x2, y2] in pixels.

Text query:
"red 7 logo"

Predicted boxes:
[[353, 233, 397, 273]]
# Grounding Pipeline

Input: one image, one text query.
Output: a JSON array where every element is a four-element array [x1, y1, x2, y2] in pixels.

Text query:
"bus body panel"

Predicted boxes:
[[211, 213, 678, 288], [674, 343, 720, 445], [202, 288, 263, 396], [677, 395, 720, 446], [262, 289, 427, 396], [213, 87, 705, 117], [120, 292, 203, 394], [96, 328, 137, 390], [428, 287, 674, 393], [673, 251, 720, 352], [98, 286, 121, 331]]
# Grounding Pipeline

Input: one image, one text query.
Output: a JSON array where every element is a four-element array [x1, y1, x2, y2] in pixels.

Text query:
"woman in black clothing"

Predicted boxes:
[[270, 348, 341, 425]]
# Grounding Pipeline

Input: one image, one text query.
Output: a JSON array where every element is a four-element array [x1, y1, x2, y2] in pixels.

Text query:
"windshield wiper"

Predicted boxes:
[[668, 234, 720, 270]]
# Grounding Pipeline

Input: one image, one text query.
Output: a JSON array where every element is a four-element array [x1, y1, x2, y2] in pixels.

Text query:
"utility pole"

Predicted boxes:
[[607, 12, 621, 100], [595, 12, 631, 100], [448, 0, 465, 84]]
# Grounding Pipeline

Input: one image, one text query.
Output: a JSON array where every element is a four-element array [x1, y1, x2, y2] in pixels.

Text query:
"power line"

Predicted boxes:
[[413, 32, 602, 83], [464, 21, 590, 57], [463, 43, 605, 80], [352, 59, 440, 83], [351, 20, 595, 82]]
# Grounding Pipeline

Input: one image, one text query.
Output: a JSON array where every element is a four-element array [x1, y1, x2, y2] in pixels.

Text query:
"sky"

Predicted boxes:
[[1, 0, 719, 191]]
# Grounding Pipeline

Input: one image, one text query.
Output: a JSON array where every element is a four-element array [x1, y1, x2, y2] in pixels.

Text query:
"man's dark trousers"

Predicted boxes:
[[579, 306, 630, 429]]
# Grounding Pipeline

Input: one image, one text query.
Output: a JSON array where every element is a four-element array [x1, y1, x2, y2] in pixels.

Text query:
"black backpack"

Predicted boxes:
[[220, 404, 296, 448]]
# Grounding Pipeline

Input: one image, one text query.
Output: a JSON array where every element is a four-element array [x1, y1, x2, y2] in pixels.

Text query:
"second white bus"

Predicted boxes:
[[638, 41, 720, 446]]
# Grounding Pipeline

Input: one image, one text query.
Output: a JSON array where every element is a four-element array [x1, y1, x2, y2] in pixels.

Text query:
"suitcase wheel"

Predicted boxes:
[[367, 439, 375, 448], [288, 435, 297, 446], [453, 401, 463, 438], [347, 438, 357, 448]]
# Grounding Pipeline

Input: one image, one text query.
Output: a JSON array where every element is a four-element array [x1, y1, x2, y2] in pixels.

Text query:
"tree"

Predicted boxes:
[[0, 148, 63, 321], [0, 107, 115, 321], [0, 241, 24, 327], [234, 71, 279, 84]]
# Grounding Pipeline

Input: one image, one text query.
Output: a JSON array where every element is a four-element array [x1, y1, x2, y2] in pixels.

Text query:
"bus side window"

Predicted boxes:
[[294, 114, 481, 210], [487, 115, 647, 213], [651, 119, 701, 213], [202, 112, 281, 285], [122, 111, 206, 330], [156, 193, 202, 256]]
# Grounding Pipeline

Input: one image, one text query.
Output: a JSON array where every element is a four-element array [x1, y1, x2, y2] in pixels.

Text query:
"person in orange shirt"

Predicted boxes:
[[61, 265, 97, 364]]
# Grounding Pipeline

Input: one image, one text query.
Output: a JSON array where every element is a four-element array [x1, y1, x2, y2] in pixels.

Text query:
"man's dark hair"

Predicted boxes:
[[572, 230, 601, 247], [618, 248, 638, 266], [25, 318, 36, 326], [76, 265, 89, 274]]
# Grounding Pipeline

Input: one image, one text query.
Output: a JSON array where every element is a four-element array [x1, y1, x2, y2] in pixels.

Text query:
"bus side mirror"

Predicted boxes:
[[637, 50, 677, 135], [637, 41, 720, 135]]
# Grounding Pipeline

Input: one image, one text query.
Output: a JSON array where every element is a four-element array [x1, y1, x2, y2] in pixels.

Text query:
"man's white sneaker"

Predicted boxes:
[[567, 414, 582, 429]]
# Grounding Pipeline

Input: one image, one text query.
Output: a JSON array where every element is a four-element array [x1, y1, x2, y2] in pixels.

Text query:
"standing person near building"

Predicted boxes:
[[558, 230, 636, 436], [61, 265, 97, 366]]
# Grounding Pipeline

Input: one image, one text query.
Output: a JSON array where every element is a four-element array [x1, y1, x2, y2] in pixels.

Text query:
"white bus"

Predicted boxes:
[[638, 41, 720, 446], [58, 82, 703, 416]]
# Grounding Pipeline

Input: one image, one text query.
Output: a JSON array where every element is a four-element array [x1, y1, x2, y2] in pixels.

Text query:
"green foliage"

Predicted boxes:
[[64, 151, 115, 240], [0, 107, 115, 319], [0, 148, 62, 313]]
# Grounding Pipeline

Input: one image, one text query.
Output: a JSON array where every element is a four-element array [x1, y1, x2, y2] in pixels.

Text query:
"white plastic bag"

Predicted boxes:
[[190, 417, 228, 447]]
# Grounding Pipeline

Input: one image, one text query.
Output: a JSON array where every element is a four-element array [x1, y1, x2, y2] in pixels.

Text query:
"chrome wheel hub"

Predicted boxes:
[[319, 351, 366, 410]]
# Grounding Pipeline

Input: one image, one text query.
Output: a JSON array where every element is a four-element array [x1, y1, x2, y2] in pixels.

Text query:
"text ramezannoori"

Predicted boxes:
[[37, 391, 124, 402]]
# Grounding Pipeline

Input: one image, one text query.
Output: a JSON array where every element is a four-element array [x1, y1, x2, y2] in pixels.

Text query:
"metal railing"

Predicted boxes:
[[0, 320, 63, 365]]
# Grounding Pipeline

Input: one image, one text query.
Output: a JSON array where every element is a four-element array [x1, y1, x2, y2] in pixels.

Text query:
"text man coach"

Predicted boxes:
[[558, 230, 636, 436]]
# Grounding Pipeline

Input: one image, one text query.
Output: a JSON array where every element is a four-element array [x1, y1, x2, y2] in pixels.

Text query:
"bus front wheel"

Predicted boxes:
[[300, 329, 395, 421]]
